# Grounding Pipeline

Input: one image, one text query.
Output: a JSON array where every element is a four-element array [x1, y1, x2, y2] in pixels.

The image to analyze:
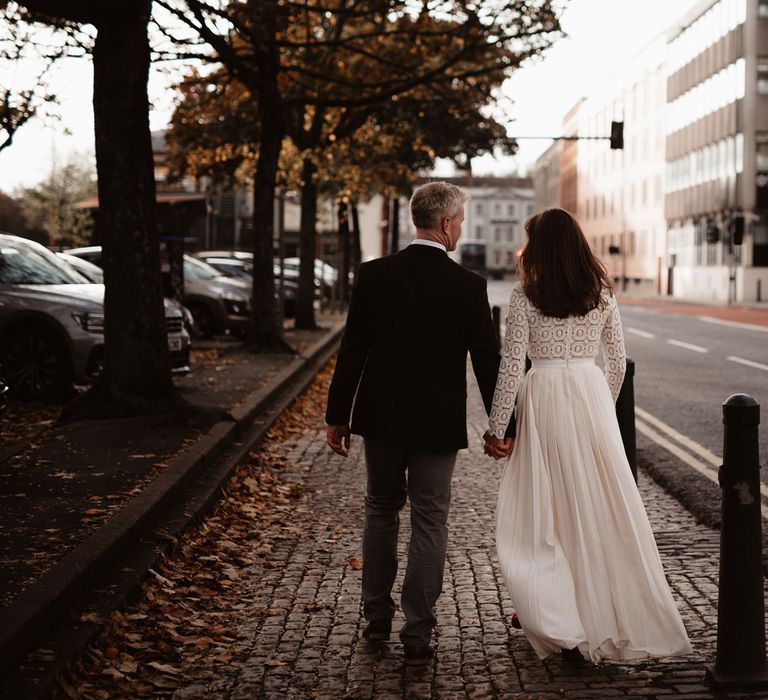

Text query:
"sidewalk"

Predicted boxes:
[[0, 315, 343, 693], [59, 361, 768, 699]]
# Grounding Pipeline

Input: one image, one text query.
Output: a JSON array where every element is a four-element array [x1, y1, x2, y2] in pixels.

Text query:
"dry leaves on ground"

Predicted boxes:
[[58, 362, 335, 699]]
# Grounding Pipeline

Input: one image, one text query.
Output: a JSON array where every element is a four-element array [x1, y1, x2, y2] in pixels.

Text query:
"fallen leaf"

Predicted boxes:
[[80, 612, 104, 625], [102, 667, 125, 680], [147, 661, 181, 675], [147, 568, 174, 587], [348, 557, 363, 570]]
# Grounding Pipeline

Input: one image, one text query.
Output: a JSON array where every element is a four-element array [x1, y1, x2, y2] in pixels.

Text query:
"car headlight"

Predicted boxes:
[[72, 311, 105, 334], [222, 289, 247, 302]]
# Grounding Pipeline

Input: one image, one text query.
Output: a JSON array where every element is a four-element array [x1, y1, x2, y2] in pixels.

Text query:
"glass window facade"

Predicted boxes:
[[759, 58, 768, 95], [668, 0, 746, 73], [667, 133, 743, 192], [666, 60, 745, 135]]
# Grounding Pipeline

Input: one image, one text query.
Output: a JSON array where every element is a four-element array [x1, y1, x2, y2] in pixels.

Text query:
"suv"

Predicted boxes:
[[0, 234, 190, 400], [66, 247, 252, 339]]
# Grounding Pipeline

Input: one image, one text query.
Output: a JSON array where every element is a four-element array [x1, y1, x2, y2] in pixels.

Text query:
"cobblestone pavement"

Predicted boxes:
[[217, 378, 766, 700]]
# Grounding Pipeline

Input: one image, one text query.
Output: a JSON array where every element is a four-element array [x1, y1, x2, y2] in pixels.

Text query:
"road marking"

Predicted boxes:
[[667, 339, 708, 353], [698, 316, 768, 334], [637, 406, 768, 501], [627, 327, 655, 339], [727, 355, 768, 372], [636, 418, 768, 522], [635, 407, 720, 468]]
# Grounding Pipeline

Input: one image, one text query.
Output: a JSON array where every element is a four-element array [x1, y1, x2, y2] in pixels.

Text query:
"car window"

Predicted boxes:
[[0, 243, 88, 284], [184, 255, 220, 280]]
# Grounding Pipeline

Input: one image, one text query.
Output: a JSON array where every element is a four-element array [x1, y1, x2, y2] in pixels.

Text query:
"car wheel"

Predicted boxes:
[[188, 303, 215, 339], [1, 326, 73, 400]]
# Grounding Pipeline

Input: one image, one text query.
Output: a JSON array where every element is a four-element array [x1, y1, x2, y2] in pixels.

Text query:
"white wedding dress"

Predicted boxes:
[[488, 283, 692, 663]]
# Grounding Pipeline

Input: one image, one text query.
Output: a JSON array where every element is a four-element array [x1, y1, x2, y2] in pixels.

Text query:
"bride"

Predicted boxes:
[[484, 208, 692, 663]]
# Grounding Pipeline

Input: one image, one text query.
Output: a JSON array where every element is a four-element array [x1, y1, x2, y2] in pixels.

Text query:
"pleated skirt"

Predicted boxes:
[[495, 358, 692, 662]]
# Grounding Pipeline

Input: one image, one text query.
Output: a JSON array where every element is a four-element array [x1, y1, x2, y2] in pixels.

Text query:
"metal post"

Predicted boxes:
[[615, 358, 637, 482], [491, 305, 501, 348], [706, 394, 768, 691]]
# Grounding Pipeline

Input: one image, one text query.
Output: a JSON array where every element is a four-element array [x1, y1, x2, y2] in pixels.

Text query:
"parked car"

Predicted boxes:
[[197, 256, 298, 318], [0, 234, 190, 400], [182, 255, 252, 337], [195, 250, 332, 298], [56, 252, 104, 283], [65, 246, 252, 339], [60, 247, 195, 333]]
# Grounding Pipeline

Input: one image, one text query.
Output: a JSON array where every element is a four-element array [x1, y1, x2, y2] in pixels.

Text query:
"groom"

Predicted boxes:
[[325, 181, 514, 666]]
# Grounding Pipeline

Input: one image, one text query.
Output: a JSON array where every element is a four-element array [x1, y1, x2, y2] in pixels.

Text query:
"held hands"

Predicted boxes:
[[326, 424, 351, 457], [483, 431, 514, 460]]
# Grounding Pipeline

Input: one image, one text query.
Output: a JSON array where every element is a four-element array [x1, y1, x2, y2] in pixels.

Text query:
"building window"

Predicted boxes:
[[475, 202, 484, 215], [758, 58, 768, 95], [760, 0, 768, 19], [527, 205, 533, 216], [758, 133, 768, 171], [494, 202, 501, 215], [507, 251, 515, 266], [507, 204, 515, 217], [494, 227, 501, 242], [475, 225, 483, 239]]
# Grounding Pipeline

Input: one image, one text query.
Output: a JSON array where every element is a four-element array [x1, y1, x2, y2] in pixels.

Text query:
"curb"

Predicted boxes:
[[0, 323, 343, 684]]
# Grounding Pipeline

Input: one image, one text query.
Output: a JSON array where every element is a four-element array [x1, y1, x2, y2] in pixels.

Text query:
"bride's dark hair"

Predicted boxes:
[[519, 208, 614, 318]]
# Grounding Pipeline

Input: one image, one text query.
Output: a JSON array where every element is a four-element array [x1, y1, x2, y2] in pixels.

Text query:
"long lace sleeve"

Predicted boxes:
[[601, 294, 627, 402], [488, 286, 529, 439]]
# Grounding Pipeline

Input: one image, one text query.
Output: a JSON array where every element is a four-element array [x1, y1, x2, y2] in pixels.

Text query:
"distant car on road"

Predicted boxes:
[[66, 246, 253, 339], [1, 234, 190, 400]]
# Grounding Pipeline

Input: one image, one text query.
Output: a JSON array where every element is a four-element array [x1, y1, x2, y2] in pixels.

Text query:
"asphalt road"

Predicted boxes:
[[487, 279, 768, 495]]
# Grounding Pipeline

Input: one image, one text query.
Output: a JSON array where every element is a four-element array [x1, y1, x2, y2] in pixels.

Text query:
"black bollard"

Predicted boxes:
[[615, 358, 637, 482], [492, 305, 501, 349], [706, 393, 768, 690]]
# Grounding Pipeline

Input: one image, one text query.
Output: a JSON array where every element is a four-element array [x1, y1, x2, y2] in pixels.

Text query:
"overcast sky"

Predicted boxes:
[[0, 0, 694, 192]]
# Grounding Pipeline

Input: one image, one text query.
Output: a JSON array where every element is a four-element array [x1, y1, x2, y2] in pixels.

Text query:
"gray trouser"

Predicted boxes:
[[362, 438, 458, 647]]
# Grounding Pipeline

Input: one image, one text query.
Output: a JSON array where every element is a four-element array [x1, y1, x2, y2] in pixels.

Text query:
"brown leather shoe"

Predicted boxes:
[[402, 644, 435, 666], [362, 619, 391, 641]]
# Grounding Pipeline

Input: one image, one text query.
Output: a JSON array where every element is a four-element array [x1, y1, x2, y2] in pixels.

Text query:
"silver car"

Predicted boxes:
[[0, 234, 190, 400], [66, 246, 251, 339]]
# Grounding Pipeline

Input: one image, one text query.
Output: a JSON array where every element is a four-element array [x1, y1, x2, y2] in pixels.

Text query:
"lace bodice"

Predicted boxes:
[[488, 283, 627, 439]]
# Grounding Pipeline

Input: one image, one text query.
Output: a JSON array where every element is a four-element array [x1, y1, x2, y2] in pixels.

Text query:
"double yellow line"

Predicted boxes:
[[635, 406, 768, 521]]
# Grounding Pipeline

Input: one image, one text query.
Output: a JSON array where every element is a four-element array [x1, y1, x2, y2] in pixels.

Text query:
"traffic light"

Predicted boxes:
[[705, 221, 720, 244], [730, 215, 745, 245], [610, 121, 624, 150]]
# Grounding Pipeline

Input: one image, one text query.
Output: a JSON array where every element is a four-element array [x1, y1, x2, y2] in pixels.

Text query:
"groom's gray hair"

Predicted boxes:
[[410, 181, 469, 230]]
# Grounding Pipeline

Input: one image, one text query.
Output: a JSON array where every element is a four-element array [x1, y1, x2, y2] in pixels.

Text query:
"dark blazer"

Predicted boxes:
[[325, 244, 516, 451]]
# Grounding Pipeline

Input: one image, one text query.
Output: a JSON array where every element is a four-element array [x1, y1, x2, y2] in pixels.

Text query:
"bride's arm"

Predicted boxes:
[[601, 294, 627, 402], [488, 286, 529, 439]]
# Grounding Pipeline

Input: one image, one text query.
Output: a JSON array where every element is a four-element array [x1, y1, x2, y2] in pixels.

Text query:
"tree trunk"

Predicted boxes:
[[64, 2, 186, 420], [389, 193, 400, 255], [338, 200, 351, 303], [244, 81, 292, 352], [295, 156, 318, 329]]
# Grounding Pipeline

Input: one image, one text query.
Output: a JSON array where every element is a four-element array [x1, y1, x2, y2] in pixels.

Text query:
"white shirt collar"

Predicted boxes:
[[410, 239, 447, 253]]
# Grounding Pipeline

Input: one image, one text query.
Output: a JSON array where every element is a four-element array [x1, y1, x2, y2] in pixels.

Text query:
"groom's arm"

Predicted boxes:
[[468, 280, 516, 439], [326, 264, 370, 427]]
